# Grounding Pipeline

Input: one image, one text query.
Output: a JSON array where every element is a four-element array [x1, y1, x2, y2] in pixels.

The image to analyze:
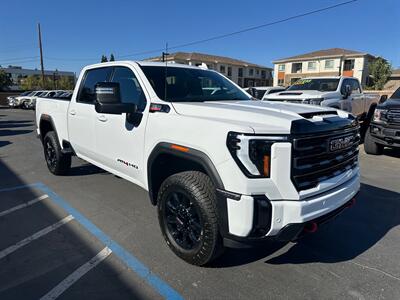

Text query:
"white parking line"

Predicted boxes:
[[40, 247, 112, 300], [0, 194, 49, 217], [0, 215, 74, 260]]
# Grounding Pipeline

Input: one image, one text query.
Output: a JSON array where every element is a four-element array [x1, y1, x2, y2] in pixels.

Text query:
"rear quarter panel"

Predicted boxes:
[[36, 97, 70, 147]]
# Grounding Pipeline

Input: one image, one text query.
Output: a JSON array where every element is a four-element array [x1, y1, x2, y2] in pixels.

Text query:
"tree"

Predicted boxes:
[[109, 53, 115, 61], [101, 55, 108, 63], [0, 70, 12, 91], [21, 75, 41, 90], [58, 76, 75, 90], [368, 57, 392, 90]]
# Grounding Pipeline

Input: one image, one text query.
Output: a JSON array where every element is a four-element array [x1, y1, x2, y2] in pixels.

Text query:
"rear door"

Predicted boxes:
[[94, 65, 148, 185], [68, 67, 113, 160]]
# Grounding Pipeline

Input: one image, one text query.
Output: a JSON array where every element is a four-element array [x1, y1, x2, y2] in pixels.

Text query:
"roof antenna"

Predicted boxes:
[[163, 42, 169, 101]]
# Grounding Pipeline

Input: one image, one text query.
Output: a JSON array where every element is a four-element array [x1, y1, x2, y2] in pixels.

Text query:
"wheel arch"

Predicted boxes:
[[39, 114, 59, 145], [147, 142, 224, 205]]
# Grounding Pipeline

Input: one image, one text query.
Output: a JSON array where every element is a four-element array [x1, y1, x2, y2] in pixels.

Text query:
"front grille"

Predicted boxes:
[[387, 109, 400, 124], [292, 127, 360, 191]]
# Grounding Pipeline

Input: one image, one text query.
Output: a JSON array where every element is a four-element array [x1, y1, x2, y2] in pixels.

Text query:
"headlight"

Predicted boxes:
[[373, 109, 387, 122], [303, 98, 323, 105], [227, 132, 288, 178]]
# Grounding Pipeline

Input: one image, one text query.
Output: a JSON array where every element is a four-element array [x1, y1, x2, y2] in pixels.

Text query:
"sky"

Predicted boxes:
[[1, 0, 399, 74]]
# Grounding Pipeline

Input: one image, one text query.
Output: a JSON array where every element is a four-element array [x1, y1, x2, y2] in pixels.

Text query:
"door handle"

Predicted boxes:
[[69, 109, 76, 116], [97, 114, 108, 122]]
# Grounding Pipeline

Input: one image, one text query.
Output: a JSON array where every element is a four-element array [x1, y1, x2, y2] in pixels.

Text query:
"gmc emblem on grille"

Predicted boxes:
[[329, 135, 354, 152]]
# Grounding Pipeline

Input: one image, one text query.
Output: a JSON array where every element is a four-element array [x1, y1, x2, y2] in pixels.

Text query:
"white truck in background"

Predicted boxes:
[[264, 77, 380, 121], [36, 61, 360, 266]]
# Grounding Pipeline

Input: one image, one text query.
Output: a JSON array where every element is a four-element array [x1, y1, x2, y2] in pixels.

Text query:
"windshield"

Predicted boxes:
[[20, 91, 31, 96], [287, 78, 339, 91], [390, 87, 400, 99], [140, 66, 251, 102]]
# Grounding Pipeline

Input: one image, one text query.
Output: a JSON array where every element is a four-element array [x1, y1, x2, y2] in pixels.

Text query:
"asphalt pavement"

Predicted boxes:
[[0, 108, 399, 300]]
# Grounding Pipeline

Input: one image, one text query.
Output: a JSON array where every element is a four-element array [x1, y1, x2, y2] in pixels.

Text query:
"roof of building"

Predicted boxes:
[[391, 69, 400, 75], [147, 52, 272, 69], [0, 66, 74, 76], [273, 48, 374, 63]]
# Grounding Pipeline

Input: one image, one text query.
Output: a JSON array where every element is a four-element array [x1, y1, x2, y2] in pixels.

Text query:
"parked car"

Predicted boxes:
[[36, 61, 360, 266], [246, 86, 286, 99], [264, 77, 380, 121], [7, 91, 31, 106], [9, 90, 43, 108], [364, 87, 400, 154]]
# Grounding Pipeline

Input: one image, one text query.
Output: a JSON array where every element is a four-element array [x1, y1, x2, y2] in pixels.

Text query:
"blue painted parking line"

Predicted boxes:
[[0, 182, 184, 300]]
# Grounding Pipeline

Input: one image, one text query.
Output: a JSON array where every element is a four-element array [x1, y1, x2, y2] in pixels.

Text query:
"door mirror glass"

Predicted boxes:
[[95, 82, 121, 104]]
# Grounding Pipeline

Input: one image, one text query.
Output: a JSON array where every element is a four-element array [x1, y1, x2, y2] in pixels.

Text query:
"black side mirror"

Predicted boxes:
[[94, 82, 137, 115], [343, 85, 352, 99]]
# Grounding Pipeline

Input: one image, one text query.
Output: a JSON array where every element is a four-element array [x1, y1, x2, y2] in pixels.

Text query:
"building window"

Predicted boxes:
[[344, 59, 355, 71], [308, 61, 317, 71], [261, 70, 266, 79], [278, 64, 285, 71], [220, 65, 226, 73], [325, 59, 334, 69], [278, 79, 284, 86], [249, 69, 254, 76], [238, 68, 243, 77], [291, 63, 302, 73], [227, 66, 232, 76], [238, 78, 243, 87], [256, 69, 259, 75]]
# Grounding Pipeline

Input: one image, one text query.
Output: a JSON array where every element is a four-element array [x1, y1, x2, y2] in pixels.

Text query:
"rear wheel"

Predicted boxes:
[[21, 101, 29, 109], [157, 171, 223, 266], [364, 129, 384, 155], [43, 131, 71, 175]]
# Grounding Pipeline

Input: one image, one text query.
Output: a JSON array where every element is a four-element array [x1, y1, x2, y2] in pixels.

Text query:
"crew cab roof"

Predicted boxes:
[[84, 60, 206, 70]]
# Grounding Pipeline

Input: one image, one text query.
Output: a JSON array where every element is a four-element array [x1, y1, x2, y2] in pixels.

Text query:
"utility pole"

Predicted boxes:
[[38, 23, 45, 88]]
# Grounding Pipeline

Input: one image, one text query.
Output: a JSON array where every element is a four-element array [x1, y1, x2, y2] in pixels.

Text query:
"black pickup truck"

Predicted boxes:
[[364, 87, 400, 154]]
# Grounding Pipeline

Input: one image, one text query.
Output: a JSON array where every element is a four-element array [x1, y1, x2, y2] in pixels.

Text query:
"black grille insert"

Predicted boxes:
[[292, 127, 360, 191]]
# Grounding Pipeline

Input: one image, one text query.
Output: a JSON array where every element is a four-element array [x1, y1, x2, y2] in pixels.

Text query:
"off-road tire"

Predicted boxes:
[[43, 131, 71, 175], [157, 171, 224, 266], [364, 129, 384, 155]]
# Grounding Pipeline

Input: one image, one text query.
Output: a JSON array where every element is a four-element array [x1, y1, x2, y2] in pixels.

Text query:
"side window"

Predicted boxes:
[[341, 79, 350, 95], [78, 67, 113, 103], [110, 67, 147, 111], [351, 79, 361, 93]]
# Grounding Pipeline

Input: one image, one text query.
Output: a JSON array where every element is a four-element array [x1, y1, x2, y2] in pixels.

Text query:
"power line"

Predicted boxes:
[[0, 59, 39, 66], [119, 0, 358, 58], [24, 0, 358, 63]]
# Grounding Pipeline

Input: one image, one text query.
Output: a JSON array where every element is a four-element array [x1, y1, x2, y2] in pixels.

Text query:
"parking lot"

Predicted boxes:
[[1, 108, 400, 300]]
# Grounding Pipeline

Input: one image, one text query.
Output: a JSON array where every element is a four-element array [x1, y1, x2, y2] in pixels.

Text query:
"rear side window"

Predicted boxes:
[[110, 67, 147, 111], [78, 67, 113, 103]]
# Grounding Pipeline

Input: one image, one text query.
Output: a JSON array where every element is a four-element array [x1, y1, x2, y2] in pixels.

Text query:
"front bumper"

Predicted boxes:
[[222, 170, 360, 248], [370, 123, 400, 148]]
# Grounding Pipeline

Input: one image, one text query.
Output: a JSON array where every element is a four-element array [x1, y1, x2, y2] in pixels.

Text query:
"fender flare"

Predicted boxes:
[[147, 142, 224, 204]]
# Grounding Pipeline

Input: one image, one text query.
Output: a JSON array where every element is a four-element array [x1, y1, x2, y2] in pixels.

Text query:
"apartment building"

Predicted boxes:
[[273, 48, 375, 87], [147, 52, 273, 87]]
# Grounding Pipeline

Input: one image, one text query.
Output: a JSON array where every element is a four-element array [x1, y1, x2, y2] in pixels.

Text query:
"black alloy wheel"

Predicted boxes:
[[164, 191, 203, 251]]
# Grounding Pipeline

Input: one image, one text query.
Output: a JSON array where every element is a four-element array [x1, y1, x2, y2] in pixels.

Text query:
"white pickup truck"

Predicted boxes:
[[265, 77, 380, 121], [36, 61, 360, 266]]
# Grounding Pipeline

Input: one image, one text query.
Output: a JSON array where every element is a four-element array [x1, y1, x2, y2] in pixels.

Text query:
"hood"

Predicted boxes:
[[171, 100, 341, 134], [378, 98, 400, 110], [265, 90, 328, 100]]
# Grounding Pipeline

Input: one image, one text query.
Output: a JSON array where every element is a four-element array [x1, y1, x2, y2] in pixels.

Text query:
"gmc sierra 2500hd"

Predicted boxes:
[[36, 61, 360, 266]]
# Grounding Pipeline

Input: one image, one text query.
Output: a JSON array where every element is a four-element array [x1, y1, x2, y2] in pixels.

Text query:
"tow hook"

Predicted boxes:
[[303, 222, 318, 233]]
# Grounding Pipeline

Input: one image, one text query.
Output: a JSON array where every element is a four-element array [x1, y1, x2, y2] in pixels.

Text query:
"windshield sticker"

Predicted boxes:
[[293, 79, 312, 85]]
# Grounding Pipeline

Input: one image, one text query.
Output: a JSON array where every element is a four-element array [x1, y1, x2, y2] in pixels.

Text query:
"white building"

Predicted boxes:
[[147, 52, 273, 87], [272, 48, 375, 87]]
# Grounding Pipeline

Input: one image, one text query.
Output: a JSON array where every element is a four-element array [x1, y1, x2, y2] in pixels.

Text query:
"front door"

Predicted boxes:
[[68, 67, 113, 160], [94, 65, 148, 186]]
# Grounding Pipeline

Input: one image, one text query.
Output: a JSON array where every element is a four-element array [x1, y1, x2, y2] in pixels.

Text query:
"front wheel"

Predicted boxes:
[[364, 129, 384, 155], [157, 171, 224, 266]]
